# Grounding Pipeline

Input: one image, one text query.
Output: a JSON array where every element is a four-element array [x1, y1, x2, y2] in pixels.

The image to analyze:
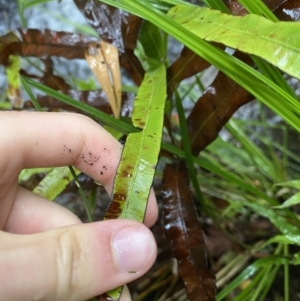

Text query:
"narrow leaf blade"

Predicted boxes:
[[101, 64, 166, 300], [168, 5, 300, 79], [33, 166, 81, 201], [105, 64, 166, 220], [162, 162, 216, 301]]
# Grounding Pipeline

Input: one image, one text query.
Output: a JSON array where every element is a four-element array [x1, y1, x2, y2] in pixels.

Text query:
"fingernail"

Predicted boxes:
[[112, 226, 155, 273]]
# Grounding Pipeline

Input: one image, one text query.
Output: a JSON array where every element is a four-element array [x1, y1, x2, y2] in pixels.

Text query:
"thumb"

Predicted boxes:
[[0, 220, 157, 301]]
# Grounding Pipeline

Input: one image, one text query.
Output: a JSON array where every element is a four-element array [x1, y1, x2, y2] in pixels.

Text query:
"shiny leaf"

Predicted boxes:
[[162, 162, 216, 301], [167, 46, 212, 96], [74, 0, 145, 85], [187, 51, 253, 154], [168, 5, 300, 79], [273, 191, 300, 209], [105, 63, 166, 220], [273, 0, 300, 21], [101, 64, 166, 301]]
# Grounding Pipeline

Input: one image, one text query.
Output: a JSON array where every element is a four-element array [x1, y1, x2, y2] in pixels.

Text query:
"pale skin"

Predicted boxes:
[[0, 111, 158, 301]]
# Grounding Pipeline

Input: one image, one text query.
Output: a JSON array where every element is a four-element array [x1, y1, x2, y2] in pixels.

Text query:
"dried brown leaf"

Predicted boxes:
[[40, 58, 70, 93], [273, 0, 300, 20], [167, 46, 212, 97], [85, 41, 122, 118], [0, 29, 98, 66], [226, 0, 300, 20], [187, 52, 253, 155], [74, 0, 145, 85]]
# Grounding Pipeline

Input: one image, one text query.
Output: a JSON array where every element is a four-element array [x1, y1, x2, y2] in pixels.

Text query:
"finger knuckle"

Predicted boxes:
[[55, 229, 83, 298]]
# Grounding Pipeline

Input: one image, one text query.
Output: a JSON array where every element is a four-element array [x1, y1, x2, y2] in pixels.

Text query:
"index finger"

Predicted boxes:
[[0, 111, 157, 226]]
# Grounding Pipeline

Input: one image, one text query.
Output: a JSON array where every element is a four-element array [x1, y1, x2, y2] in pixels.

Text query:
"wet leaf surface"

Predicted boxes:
[[169, 5, 300, 79], [167, 46, 212, 96], [182, 0, 300, 155], [274, 0, 300, 21], [162, 162, 216, 301], [4, 1, 300, 300], [0, 29, 97, 65], [0, 27, 135, 116], [74, 0, 145, 85], [187, 51, 253, 155], [226, 0, 300, 20], [105, 64, 166, 221], [101, 64, 167, 300]]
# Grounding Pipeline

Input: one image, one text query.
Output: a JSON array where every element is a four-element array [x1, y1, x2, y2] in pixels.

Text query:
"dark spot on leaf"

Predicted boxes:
[[113, 193, 127, 202], [105, 192, 127, 219], [98, 292, 114, 301], [100, 171, 103, 175], [121, 169, 132, 178]]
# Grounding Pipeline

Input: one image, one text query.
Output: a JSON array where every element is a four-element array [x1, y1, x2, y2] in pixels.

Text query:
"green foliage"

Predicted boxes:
[[11, 0, 300, 300], [239, 0, 279, 21], [106, 64, 166, 221], [169, 6, 300, 79], [33, 167, 81, 200], [6, 55, 21, 90], [100, 0, 300, 133], [137, 21, 167, 71]]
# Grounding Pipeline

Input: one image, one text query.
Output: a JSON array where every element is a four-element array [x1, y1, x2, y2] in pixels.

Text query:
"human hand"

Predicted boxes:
[[0, 111, 158, 301]]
